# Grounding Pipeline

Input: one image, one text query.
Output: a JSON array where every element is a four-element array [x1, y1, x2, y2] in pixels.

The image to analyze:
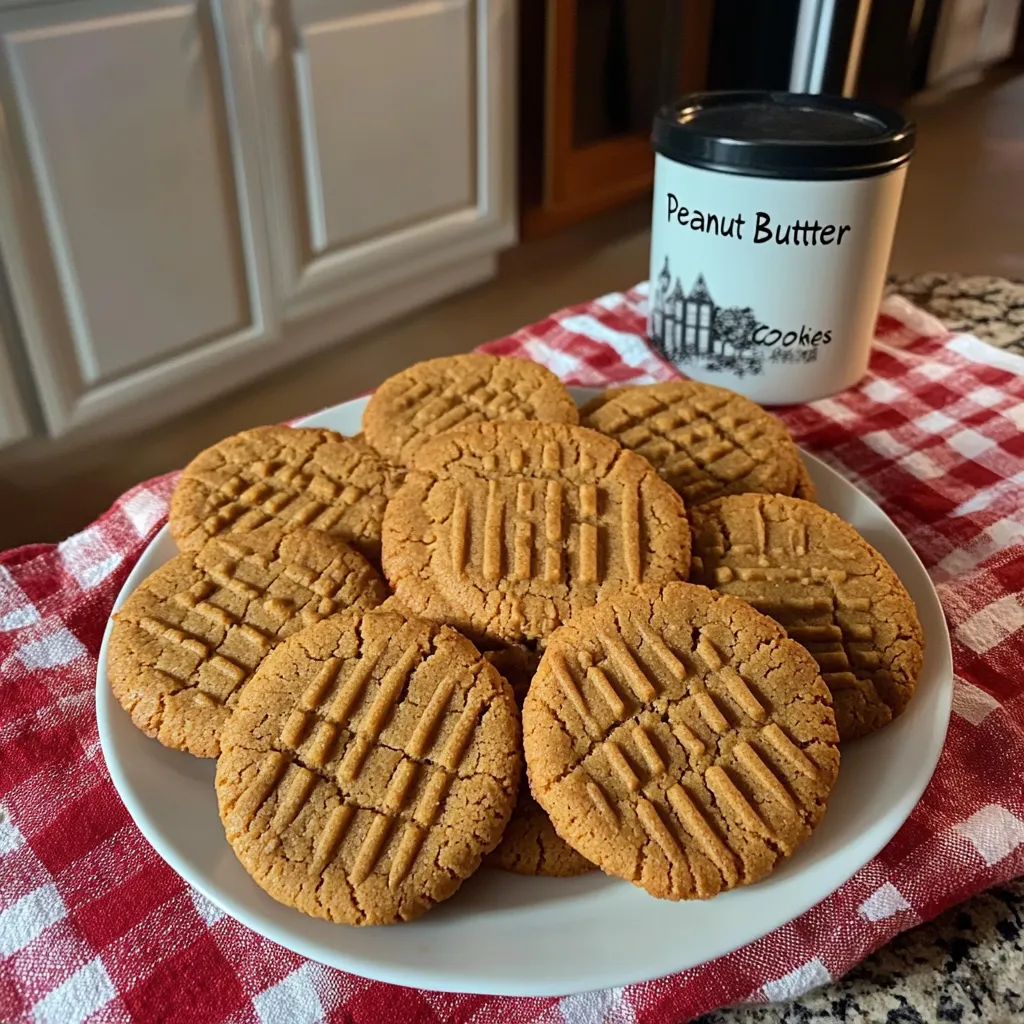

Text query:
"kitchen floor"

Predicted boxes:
[[1, 67, 1022, 550]]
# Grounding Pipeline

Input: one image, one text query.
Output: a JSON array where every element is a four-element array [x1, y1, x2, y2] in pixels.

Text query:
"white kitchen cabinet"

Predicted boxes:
[[0, 0, 516, 445], [251, 0, 516, 319], [0, 0, 277, 435]]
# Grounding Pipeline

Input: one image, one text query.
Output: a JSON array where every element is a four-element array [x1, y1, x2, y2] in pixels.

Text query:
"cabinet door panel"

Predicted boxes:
[[255, 0, 515, 317], [0, 0, 276, 433], [294, 0, 475, 253]]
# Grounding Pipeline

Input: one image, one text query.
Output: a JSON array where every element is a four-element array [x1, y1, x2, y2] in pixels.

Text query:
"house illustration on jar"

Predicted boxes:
[[651, 258, 717, 359], [649, 257, 765, 377]]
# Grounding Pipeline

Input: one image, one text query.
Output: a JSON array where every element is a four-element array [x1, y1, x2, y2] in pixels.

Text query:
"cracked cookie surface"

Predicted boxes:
[[108, 525, 387, 757], [580, 382, 802, 506], [381, 421, 691, 645], [170, 426, 403, 563], [363, 354, 579, 467], [523, 581, 839, 900], [689, 493, 924, 741], [215, 605, 521, 925]]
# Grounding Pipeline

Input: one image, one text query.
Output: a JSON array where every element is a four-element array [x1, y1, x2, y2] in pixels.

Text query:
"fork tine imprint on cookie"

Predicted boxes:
[[381, 420, 692, 645], [362, 354, 579, 467], [580, 381, 804, 506], [523, 581, 840, 900], [689, 493, 924, 741], [215, 605, 521, 924], [169, 426, 403, 564], [108, 525, 387, 757]]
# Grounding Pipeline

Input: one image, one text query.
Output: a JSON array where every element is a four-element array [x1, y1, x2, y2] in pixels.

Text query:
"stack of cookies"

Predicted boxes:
[[108, 353, 923, 925]]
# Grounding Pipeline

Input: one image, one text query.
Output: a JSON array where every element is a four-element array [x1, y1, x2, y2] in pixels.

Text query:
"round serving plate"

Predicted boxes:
[[96, 390, 952, 996]]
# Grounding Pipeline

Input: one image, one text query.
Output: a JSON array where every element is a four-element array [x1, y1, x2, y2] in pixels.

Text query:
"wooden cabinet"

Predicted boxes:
[[252, 0, 514, 320], [520, 0, 713, 239], [0, 0, 515, 443], [0, 0, 277, 435]]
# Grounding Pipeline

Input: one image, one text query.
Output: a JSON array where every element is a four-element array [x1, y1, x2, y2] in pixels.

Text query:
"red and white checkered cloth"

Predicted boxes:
[[3, 285, 1024, 1024]]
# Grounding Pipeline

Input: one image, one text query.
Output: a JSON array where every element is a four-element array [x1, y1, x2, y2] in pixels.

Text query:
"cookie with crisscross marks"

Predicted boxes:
[[108, 525, 387, 757], [689, 494, 924, 740], [169, 426, 403, 563], [363, 354, 579, 467], [215, 605, 520, 924], [381, 421, 691, 645], [580, 381, 802, 506], [523, 582, 839, 900]]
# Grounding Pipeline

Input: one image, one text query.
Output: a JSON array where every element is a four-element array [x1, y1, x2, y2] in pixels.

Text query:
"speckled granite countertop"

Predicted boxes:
[[695, 274, 1024, 1024], [889, 274, 1024, 357]]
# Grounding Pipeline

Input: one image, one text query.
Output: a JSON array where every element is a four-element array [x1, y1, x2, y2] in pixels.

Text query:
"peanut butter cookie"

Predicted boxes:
[[487, 784, 594, 876], [689, 494, 924, 741], [523, 581, 839, 900], [381, 421, 691, 645], [170, 426, 402, 563], [215, 605, 521, 925], [580, 381, 802, 506], [363, 354, 579, 467], [108, 526, 386, 757], [482, 644, 593, 877]]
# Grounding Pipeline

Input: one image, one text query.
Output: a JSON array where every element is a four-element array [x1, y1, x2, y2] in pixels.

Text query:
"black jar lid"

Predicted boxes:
[[652, 91, 915, 180]]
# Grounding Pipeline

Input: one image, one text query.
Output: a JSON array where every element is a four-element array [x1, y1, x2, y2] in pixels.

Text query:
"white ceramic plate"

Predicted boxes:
[[96, 391, 953, 997]]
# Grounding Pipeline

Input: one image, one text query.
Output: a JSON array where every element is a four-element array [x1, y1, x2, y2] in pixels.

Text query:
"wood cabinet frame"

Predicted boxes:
[[522, 0, 713, 239]]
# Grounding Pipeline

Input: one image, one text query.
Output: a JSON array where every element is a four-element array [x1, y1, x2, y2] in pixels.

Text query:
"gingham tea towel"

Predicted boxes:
[[2, 285, 1024, 1024]]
